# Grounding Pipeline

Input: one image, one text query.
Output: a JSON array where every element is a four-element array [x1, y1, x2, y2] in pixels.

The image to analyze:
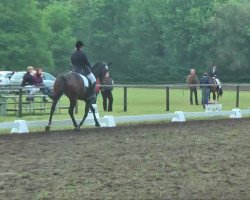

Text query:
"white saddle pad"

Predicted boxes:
[[215, 78, 221, 86], [78, 74, 89, 88]]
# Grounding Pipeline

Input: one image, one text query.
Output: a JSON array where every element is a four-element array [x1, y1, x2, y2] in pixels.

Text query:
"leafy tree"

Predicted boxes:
[[0, 0, 53, 71], [42, 2, 75, 73], [69, 0, 133, 81], [206, 0, 250, 81]]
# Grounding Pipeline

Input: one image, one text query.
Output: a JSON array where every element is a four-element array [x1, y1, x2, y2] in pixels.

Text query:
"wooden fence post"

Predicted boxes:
[[166, 86, 170, 111], [18, 88, 22, 118], [124, 87, 127, 112], [236, 85, 239, 108]]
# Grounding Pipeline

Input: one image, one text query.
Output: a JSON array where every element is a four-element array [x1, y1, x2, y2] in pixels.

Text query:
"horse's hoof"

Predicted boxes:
[[95, 123, 101, 127], [74, 126, 80, 131], [45, 126, 50, 132]]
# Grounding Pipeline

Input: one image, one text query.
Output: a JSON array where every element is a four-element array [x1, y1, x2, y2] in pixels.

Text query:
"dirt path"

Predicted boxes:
[[0, 119, 250, 200]]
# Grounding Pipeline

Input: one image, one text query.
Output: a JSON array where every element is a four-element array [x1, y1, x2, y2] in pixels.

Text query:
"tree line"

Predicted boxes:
[[1, 0, 250, 83]]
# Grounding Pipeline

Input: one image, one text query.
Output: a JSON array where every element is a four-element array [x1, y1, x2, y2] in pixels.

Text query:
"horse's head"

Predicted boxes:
[[92, 61, 111, 83]]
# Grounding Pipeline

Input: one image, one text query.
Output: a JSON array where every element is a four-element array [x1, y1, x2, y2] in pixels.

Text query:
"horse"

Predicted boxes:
[[45, 61, 109, 131], [209, 77, 223, 102]]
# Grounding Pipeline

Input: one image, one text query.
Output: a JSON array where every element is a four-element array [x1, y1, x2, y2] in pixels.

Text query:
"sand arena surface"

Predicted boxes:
[[0, 118, 250, 199]]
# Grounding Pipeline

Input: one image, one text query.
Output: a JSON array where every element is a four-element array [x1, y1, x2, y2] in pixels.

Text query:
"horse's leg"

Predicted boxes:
[[212, 91, 216, 101], [45, 95, 61, 132], [77, 102, 90, 129], [89, 104, 101, 127], [68, 99, 78, 130]]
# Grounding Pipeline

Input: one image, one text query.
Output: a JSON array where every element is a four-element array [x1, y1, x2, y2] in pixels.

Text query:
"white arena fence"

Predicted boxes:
[[0, 108, 249, 134]]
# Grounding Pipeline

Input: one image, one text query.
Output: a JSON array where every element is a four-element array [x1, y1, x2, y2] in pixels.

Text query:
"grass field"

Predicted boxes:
[[1, 87, 249, 123]]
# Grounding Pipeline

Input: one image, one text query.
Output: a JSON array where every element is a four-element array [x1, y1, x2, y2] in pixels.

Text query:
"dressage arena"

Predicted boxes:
[[0, 118, 250, 199]]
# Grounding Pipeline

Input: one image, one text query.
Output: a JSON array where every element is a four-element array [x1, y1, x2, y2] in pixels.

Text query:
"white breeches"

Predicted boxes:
[[86, 73, 96, 84], [23, 85, 40, 98]]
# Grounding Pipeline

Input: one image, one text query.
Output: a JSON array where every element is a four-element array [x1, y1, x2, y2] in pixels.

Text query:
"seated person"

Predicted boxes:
[[21, 66, 39, 102], [33, 68, 53, 102]]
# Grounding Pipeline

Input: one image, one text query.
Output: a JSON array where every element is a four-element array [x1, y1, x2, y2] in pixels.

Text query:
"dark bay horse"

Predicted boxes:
[[45, 61, 109, 131], [209, 77, 223, 102]]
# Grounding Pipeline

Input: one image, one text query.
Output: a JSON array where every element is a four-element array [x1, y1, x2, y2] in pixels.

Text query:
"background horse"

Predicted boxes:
[[209, 77, 223, 102], [45, 61, 109, 131]]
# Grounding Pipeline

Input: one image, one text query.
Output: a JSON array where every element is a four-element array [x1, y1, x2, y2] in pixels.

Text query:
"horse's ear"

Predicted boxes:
[[107, 62, 111, 66]]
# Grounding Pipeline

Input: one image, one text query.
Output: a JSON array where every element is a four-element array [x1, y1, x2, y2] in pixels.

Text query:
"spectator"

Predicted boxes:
[[186, 69, 199, 105], [100, 75, 114, 112], [200, 72, 210, 109], [21, 66, 39, 102], [33, 68, 52, 102]]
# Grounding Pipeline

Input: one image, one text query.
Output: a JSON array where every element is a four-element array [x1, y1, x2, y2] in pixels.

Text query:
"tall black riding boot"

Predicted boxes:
[[88, 82, 96, 104]]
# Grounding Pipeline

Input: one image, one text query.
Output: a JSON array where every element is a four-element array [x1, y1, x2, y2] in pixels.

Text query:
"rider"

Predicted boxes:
[[71, 40, 96, 102], [208, 64, 221, 87]]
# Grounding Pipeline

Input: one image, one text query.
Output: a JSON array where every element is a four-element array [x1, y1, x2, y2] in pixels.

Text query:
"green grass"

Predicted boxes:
[[0, 88, 250, 123]]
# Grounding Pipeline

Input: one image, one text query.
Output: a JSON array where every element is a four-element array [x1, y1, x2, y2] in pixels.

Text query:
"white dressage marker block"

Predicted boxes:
[[171, 111, 185, 122], [86, 104, 100, 119], [205, 104, 222, 112], [11, 120, 29, 134], [230, 108, 242, 119], [102, 115, 116, 127]]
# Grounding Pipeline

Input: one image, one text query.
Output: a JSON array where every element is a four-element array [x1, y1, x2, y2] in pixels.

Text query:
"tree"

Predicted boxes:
[[70, 0, 132, 81], [0, 0, 53, 71], [42, 2, 75, 73], [206, 0, 250, 80]]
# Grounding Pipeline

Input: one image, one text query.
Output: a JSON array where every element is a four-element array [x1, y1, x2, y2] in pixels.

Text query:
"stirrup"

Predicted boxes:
[[87, 94, 96, 100], [87, 94, 96, 104]]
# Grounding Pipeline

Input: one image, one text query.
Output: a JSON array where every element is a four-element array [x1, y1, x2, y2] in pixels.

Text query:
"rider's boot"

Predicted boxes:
[[87, 82, 97, 104]]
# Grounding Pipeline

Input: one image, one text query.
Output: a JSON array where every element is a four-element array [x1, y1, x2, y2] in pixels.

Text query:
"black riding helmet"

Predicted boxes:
[[76, 41, 84, 49]]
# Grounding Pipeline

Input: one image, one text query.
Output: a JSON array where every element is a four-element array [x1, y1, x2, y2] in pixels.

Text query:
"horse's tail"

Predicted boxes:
[[53, 75, 66, 98]]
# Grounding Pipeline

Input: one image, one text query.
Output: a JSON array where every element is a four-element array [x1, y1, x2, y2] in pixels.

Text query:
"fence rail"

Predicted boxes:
[[1, 83, 250, 115], [113, 83, 250, 111]]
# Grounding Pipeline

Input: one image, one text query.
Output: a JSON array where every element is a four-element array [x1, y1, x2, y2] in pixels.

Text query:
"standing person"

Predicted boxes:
[[100, 74, 114, 112], [71, 40, 96, 103], [186, 69, 199, 105], [200, 72, 210, 109], [21, 66, 39, 102], [33, 68, 52, 102]]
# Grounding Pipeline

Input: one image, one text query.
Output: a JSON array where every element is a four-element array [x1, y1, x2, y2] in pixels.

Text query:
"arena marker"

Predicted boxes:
[[171, 111, 186, 122], [10, 120, 29, 134], [103, 115, 116, 127], [230, 109, 242, 119]]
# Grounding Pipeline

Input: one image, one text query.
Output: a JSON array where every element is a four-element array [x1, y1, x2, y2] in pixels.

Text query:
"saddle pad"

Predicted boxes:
[[215, 78, 221, 85], [78, 74, 89, 88]]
